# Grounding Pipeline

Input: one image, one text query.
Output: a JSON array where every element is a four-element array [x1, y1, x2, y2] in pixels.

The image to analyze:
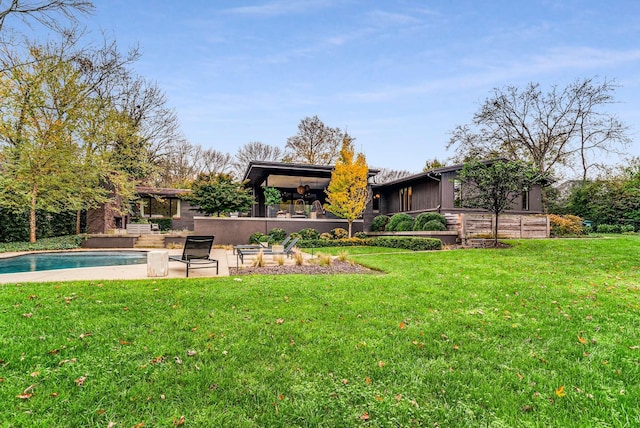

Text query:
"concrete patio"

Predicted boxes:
[[0, 247, 311, 283]]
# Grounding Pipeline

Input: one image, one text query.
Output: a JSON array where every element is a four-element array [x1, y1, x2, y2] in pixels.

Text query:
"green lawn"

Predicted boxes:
[[1, 236, 639, 427]]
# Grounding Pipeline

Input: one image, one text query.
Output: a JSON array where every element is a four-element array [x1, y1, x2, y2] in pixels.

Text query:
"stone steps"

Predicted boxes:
[[134, 235, 165, 248]]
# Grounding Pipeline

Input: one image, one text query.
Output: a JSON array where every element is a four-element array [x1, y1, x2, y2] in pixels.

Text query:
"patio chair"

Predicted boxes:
[[237, 237, 300, 265], [232, 235, 274, 255], [169, 235, 218, 277]]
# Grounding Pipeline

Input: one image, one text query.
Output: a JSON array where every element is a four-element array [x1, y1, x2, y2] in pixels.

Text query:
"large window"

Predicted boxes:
[[399, 186, 412, 211], [139, 197, 181, 218], [453, 179, 463, 208], [521, 189, 530, 211]]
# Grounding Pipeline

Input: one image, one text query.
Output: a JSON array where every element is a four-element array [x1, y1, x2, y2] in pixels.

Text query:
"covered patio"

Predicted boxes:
[[243, 161, 379, 219]]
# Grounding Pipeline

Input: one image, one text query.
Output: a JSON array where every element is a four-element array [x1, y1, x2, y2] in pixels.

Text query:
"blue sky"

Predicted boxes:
[[86, 0, 639, 173]]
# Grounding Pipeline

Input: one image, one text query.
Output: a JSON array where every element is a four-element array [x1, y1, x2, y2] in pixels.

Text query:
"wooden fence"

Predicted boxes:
[[444, 213, 549, 240]]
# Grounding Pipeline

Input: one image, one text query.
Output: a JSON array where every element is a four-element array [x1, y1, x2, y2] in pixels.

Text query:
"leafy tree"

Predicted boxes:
[[0, 35, 149, 240], [423, 158, 447, 172], [324, 137, 369, 237], [0, 41, 98, 242], [284, 115, 347, 165], [564, 159, 640, 228], [457, 160, 542, 246], [447, 78, 630, 182], [184, 173, 254, 217], [263, 186, 282, 206]]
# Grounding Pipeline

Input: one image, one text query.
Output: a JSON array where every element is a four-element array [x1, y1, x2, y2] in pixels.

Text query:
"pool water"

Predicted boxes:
[[0, 251, 147, 274]]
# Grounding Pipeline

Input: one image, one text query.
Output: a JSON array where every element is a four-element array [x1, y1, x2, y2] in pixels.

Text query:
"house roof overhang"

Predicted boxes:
[[243, 161, 380, 190], [135, 186, 190, 198]]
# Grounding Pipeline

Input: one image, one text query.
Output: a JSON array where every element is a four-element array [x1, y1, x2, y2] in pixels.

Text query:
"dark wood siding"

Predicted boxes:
[[440, 171, 457, 210], [411, 181, 440, 211]]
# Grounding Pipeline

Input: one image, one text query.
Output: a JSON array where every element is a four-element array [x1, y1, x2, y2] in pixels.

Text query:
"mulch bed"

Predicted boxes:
[[230, 260, 378, 276]]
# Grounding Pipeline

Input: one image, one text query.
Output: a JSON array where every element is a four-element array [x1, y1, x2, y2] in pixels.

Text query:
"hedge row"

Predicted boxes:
[[296, 236, 442, 251], [0, 235, 83, 253]]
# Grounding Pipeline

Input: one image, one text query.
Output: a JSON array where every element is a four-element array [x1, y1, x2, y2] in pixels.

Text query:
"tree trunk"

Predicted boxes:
[[493, 214, 499, 247], [76, 209, 82, 235], [30, 186, 37, 243], [348, 220, 353, 238]]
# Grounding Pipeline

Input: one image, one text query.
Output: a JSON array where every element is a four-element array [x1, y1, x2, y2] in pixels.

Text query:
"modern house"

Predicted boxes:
[[87, 160, 548, 244], [371, 163, 543, 217], [86, 186, 195, 234]]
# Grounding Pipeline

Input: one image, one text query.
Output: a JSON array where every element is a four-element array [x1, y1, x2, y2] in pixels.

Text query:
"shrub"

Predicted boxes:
[[249, 232, 268, 244], [354, 232, 367, 239], [386, 213, 415, 232], [289, 232, 302, 240], [268, 228, 287, 242], [621, 224, 635, 233], [319, 232, 333, 240], [549, 214, 584, 237], [331, 228, 348, 239], [150, 218, 172, 231], [421, 220, 447, 231], [596, 224, 621, 234], [0, 235, 83, 253], [413, 213, 446, 231], [296, 238, 367, 248], [368, 236, 442, 251], [299, 228, 320, 240], [371, 215, 390, 232]]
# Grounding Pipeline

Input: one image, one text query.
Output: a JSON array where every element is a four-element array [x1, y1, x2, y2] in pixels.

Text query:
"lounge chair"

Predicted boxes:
[[232, 235, 274, 255], [237, 237, 300, 265], [169, 235, 218, 277]]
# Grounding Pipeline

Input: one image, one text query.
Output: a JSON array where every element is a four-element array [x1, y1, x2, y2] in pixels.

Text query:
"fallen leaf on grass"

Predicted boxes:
[[17, 384, 35, 399], [58, 358, 77, 366], [364, 377, 371, 385], [75, 376, 86, 386], [173, 415, 185, 426], [22, 313, 33, 318], [398, 322, 406, 330], [378, 361, 385, 368], [360, 412, 370, 421], [276, 318, 284, 325], [555, 385, 566, 397], [577, 336, 587, 345], [187, 350, 197, 356]]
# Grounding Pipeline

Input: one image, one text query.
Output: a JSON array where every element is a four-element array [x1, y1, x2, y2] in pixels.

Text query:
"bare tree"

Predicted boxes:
[[447, 77, 630, 181], [284, 115, 346, 165], [233, 141, 283, 178], [197, 148, 233, 176], [0, 0, 94, 33], [370, 168, 414, 184], [156, 140, 234, 188]]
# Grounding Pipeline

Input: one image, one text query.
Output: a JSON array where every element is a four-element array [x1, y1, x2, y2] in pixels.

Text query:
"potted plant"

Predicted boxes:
[[263, 187, 282, 217]]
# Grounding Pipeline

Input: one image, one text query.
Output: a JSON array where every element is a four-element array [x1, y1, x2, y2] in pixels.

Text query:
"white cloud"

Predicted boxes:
[[223, 0, 337, 17]]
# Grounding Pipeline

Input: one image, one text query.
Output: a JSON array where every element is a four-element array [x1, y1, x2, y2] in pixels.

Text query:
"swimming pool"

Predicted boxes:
[[0, 251, 147, 274]]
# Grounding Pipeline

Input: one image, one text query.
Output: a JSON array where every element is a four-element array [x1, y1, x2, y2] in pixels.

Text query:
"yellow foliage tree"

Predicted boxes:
[[325, 137, 370, 237]]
